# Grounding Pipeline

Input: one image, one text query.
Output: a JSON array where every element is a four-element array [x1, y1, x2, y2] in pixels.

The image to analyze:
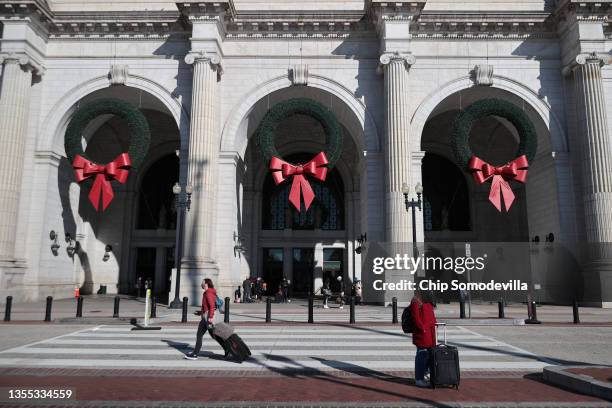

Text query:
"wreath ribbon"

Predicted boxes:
[[72, 153, 132, 211], [270, 152, 329, 212], [468, 155, 528, 212]]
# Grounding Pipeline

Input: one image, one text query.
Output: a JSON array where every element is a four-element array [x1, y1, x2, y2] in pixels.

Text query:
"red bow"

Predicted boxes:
[[269, 152, 329, 212], [468, 155, 529, 212], [72, 153, 131, 211]]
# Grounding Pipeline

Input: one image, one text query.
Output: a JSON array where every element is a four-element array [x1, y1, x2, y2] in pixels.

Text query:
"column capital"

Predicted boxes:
[[0, 53, 45, 76], [562, 52, 612, 76], [184, 51, 223, 77], [377, 52, 415, 74]]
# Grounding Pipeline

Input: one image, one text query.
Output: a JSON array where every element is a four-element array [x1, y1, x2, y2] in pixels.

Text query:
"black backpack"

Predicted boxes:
[[401, 306, 414, 333]]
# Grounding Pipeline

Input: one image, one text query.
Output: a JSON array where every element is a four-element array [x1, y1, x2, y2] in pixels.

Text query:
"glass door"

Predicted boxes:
[[262, 248, 284, 296], [292, 248, 314, 296]]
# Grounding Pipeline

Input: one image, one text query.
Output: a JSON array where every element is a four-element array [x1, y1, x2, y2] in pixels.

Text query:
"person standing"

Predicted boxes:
[[242, 278, 251, 303], [410, 289, 437, 387], [322, 279, 331, 309], [281, 276, 290, 303], [184, 278, 217, 360]]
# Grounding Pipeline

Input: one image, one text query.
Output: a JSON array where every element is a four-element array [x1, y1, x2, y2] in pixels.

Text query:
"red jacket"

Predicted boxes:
[[201, 288, 217, 320], [410, 300, 437, 348]]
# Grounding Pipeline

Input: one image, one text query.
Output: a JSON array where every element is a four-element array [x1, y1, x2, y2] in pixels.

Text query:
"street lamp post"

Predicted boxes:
[[402, 182, 423, 261], [169, 182, 192, 309]]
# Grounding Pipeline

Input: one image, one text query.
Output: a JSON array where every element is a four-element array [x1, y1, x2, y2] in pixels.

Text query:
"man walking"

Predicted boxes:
[[184, 278, 217, 360]]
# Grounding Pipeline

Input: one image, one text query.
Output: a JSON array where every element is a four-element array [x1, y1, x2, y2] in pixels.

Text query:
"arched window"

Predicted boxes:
[[137, 154, 179, 230], [262, 153, 345, 230], [422, 153, 470, 231]]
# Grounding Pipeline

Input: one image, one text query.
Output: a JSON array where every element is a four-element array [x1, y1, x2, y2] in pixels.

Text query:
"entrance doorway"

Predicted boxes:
[[292, 248, 314, 295], [262, 248, 283, 296], [323, 248, 345, 294]]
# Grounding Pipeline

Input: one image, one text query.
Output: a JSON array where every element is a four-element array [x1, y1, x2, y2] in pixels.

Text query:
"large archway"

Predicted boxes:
[[57, 86, 180, 297], [222, 87, 367, 299]]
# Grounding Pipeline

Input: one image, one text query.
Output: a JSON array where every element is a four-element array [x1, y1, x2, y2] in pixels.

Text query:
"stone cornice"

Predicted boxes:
[[555, 0, 612, 22], [369, 1, 427, 22], [0, 52, 45, 75]]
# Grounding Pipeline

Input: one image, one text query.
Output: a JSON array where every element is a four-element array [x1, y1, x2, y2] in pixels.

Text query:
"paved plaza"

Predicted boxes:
[[0, 296, 611, 407]]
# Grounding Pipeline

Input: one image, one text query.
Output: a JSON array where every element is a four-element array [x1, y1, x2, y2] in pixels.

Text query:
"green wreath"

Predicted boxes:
[[64, 98, 151, 169], [256, 98, 343, 168], [451, 98, 537, 168]]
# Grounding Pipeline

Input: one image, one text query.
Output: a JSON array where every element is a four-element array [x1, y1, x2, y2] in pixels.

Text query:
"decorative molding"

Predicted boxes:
[[472, 64, 494, 86], [0, 53, 45, 76], [109, 64, 129, 86], [289, 65, 308, 86], [377, 52, 416, 74], [184, 51, 223, 78]]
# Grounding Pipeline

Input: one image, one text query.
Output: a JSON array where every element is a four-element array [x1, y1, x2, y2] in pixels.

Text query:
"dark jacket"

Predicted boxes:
[[410, 299, 437, 348], [201, 288, 217, 319]]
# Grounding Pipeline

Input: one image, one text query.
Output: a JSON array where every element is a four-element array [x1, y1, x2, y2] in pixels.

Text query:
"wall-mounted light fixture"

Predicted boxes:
[[50, 230, 60, 256], [354, 233, 367, 254], [233, 232, 245, 258], [545, 233, 554, 243], [65, 233, 78, 257], [102, 244, 112, 262], [531, 235, 540, 243]]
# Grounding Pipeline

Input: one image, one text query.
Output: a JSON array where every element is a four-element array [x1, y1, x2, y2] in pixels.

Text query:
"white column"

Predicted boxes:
[[379, 52, 416, 243], [0, 54, 39, 262], [181, 52, 221, 295], [573, 52, 612, 242]]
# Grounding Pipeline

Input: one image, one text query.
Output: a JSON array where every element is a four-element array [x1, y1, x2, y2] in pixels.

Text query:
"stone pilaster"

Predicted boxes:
[[572, 52, 612, 242], [379, 52, 415, 243], [0, 54, 41, 263], [181, 51, 221, 291]]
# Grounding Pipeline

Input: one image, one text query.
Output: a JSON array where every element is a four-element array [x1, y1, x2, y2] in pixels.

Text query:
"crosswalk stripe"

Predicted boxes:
[[3, 347, 522, 357], [36, 339, 507, 347], [64, 333, 478, 340], [0, 324, 552, 372]]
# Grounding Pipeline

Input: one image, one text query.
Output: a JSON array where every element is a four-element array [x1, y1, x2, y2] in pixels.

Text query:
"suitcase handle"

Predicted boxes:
[[435, 322, 447, 344]]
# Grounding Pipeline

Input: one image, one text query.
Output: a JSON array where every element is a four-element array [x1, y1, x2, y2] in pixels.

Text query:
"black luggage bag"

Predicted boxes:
[[209, 323, 252, 362], [431, 323, 460, 390]]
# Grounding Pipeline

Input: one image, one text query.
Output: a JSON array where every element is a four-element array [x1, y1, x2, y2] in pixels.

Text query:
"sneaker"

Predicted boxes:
[[339, 306, 344, 309], [424, 373, 430, 381], [287, 299, 291, 303], [323, 304, 329, 309], [183, 352, 198, 360], [415, 379, 430, 388]]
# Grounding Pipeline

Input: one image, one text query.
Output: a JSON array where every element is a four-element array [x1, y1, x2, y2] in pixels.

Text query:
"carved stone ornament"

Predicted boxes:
[[377, 52, 416, 74], [473, 64, 494, 86], [184, 51, 223, 78], [562, 52, 612, 76], [109, 64, 129, 86], [289, 65, 308, 86], [0, 53, 45, 76]]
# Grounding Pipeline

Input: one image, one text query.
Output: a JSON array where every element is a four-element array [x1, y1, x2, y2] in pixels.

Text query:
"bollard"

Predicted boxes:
[[265, 297, 272, 323], [308, 295, 314, 324], [573, 300, 580, 324], [392, 297, 398, 324], [113, 296, 120, 318], [525, 300, 541, 324], [151, 296, 157, 319], [181, 297, 188, 323], [459, 299, 466, 319], [498, 300, 505, 319], [224, 297, 230, 323], [76, 296, 83, 318], [349, 296, 355, 324], [4, 296, 12, 322], [44, 296, 53, 322]]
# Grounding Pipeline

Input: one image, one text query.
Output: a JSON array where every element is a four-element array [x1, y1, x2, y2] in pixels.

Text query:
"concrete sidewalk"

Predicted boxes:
[[2, 295, 612, 324]]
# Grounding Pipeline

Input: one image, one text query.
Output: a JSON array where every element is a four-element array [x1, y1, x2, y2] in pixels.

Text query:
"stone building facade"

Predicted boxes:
[[0, 0, 611, 306]]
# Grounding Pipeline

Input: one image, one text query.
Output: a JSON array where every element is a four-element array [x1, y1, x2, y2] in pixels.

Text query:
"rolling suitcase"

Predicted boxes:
[[431, 323, 460, 390], [209, 323, 251, 362]]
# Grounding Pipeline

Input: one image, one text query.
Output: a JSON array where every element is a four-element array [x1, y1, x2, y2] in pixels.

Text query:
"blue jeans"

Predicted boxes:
[[415, 348, 431, 381]]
